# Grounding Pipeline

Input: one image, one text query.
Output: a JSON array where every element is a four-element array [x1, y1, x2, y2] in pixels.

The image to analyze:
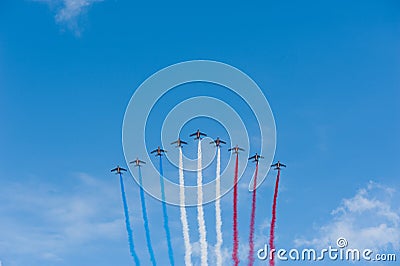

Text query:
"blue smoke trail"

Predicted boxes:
[[119, 173, 141, 266], [138, 167, 157, 266], [159, 156, 175, 266]]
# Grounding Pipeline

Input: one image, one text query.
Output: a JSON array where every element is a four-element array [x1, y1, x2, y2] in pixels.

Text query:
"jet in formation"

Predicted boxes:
[[171, 138, 188, 147], [130, 158, 146, 167], [151, 146, 167, 156], [228, 145, 245, 154], [249, 153, 264, 162], [271, 161, 286, 170], [111, 165, 127, 174], [210, 137, 226, 147], [190, 129, 207, 140]]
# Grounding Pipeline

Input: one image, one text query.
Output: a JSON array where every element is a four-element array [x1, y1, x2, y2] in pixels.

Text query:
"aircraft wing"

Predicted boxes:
[[238, 148, 244, 151], [200, 132, 207, 136], [220, 140, 227, 144], [281, 163, 286, 167], [120, 167, 127, 171], [181, 140, 187, 145], [111, 168, 118, 172], [150, 150, 157, 153], [171, 140, 178, 144], [189, 132, 196, 137], [248, 155, 256, 160]]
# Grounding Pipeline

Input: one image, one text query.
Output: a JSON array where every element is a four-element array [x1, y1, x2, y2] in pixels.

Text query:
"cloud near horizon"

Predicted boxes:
[[294, 181, 400, 252], [0, 173, 125, 263]]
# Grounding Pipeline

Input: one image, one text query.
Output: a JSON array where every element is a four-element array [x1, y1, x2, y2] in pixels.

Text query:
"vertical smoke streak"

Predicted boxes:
[[232, 153, 239, 266], [119, 173, 141, 266], [179, 147, 193, 266], [138, 167, 157, 266], [159, 156, 175, 266], [247, 162, 259, 266], [215, 146, 223, 266], [197, 140, 208, 266], [269, 170, 280, 266]]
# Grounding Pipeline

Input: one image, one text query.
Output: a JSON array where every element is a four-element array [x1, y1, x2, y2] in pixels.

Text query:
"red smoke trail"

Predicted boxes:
[[232, 153, 239, 266], [269, 170, 281, 266], [248, 162, 259, 266]]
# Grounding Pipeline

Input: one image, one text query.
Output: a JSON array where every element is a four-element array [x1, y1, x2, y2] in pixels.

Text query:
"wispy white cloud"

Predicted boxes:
[[237, 217, 270, 263], [35, 0, 102, 35], [0, 173, 124, 262], [191, 240, 232, 266], [294, 181, 400, 252]]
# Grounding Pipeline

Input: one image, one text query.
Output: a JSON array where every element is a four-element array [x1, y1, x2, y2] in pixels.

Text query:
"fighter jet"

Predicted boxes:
[[271, 161, 286, 170], [210, 137, 226, 147], [248, 153, 264, 162], [130, 158, 146, 167], [228, 145, 245, 154], [111, 165, 127, 174], [190, 129, 207, 140], [150, 146, 167, 156], [171, 138, 188, 147]]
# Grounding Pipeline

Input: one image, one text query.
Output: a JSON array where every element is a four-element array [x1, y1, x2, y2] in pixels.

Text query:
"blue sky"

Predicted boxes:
[[0, 0, 399, 265]]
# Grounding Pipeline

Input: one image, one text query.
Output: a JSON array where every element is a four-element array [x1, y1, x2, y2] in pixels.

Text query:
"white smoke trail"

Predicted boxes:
[[197, 140, 208, 266], [179, 147, 193, 266], [215, 146, 223, 266]]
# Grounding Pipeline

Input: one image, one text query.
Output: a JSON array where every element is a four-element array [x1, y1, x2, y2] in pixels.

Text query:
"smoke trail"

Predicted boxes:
[[248, 162, 259, 266], [232, 153, 239, 266], [138, 167, 157, 266], [197, 140, 208, 266], [159, 156, 175, 266], [269, 170, 281, 266], [215, 146, 223, 266], [179, 147, 193, 266], [119, 173, 141, 266]]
